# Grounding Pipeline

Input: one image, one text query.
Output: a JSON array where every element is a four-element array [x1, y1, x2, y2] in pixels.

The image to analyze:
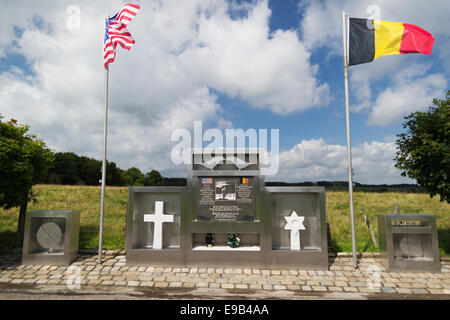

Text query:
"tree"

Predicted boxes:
[[144, 170, 163, 186], [77, 155, 102, 185], [0, 117, 54, 246], [45, 152, 125, 186], [122, 167, 145, 186], [394, 91, 450, 203], [106, 161, 125, 186], [163, 177, 187, 186], [46, 152, 81, 185]]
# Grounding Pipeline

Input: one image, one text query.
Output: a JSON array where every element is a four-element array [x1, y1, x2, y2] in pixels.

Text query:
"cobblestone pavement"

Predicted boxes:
[[0, 251, 449, 299]]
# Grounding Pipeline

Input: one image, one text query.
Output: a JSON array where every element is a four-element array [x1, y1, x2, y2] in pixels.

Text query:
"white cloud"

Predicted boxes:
[[275, 138, 413, 184], [349, 57, 407, 105], [367, 72, 447, 126], [348, 61, 447, 125], [0, 0, 330, 176], [177, 0, 330, 114]]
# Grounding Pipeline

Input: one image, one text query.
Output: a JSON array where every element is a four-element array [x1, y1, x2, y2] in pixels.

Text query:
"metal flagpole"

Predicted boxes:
[[98, 16, 110, 264], [342, 11, 358, 269]]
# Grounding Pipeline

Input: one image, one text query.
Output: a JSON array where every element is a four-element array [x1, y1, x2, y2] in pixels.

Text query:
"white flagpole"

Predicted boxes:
[[342, 11, 358, 269], [98, 16, 110, 264]]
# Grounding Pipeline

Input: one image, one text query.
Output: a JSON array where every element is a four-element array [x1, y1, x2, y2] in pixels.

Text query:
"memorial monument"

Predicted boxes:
[[126, 149, 328, 269], [378, 213, 440, 272], [22, 210, 80, 265]]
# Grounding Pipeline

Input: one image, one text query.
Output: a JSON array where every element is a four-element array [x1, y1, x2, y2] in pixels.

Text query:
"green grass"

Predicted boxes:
[[0, 185, 128, 253], [327, 192, 450, 256], [1, 185, 449, 255]]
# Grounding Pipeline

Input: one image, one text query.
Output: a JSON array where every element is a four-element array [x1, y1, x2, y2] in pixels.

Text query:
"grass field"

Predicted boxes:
[[0, 184, 449, 256]]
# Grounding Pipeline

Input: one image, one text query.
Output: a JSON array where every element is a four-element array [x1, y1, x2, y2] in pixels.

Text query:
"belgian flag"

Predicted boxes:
[[349, 18, 435, 66]]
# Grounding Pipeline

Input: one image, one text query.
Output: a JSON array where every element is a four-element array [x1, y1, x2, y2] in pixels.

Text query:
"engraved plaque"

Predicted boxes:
[[37, 222, 62, 249], [197, 176, 254, 221]]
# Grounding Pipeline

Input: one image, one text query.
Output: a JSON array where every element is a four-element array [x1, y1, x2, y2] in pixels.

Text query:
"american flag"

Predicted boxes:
[[104, 3, 140, 68], [202, 177, 213, 184]]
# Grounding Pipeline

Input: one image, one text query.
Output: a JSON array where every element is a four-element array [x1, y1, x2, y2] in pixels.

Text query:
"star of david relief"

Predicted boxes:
[[143, 201, 174, 250], [284, 211, 306, 251]]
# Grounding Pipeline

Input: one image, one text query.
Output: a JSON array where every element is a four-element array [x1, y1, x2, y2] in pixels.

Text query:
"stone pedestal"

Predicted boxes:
[[22, 210, 80, 265], [378, 213, 440, 272]]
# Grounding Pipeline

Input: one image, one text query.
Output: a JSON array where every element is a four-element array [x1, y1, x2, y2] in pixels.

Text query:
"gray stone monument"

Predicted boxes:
[[378, 213, 440, 272], [126, 149, 328, 269], [22, 210, 80, 265]]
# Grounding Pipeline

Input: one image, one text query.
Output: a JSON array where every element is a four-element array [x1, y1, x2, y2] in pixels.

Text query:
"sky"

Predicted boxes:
[[0, 0, 448, 184]]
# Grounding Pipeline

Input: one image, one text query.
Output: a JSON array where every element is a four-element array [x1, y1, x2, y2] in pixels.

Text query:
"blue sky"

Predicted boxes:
[[0, 0, 448, 183], [218, 0, 447, 150]]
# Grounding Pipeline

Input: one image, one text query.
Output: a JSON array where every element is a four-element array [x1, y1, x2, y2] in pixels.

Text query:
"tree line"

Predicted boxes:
[[43, 152, 165, 187], [265, 181, 423, 193], [19, 150, 428, 191], [44, 152, 187, 186]]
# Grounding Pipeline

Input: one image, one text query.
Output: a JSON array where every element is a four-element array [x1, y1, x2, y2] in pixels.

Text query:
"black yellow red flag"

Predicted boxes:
[[348, 18, 434, 66]]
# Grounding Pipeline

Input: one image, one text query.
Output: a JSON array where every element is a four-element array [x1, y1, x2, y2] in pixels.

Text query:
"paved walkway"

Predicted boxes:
[[0, 251, 449, 299]]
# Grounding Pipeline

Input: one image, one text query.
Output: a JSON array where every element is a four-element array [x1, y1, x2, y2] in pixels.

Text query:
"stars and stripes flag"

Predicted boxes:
[[202, 177, 213, 184], [104, 3, 140, 68]]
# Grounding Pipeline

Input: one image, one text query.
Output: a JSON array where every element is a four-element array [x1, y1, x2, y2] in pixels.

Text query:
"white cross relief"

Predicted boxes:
[[143, 201, 174, 250], [284, 211, 306, 251]]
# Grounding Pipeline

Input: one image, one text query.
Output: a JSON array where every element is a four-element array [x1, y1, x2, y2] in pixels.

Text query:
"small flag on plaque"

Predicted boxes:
[[242, 178, 249, 184], [202, 177, 212, 184]]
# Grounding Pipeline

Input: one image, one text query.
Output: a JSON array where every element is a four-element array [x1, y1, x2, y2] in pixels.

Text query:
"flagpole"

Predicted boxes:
[[342, 11, 358, 269], [98, 16, 110, 265]]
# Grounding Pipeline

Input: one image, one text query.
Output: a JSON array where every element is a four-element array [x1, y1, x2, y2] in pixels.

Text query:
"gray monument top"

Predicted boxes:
[[190, 148, 262, 173]]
